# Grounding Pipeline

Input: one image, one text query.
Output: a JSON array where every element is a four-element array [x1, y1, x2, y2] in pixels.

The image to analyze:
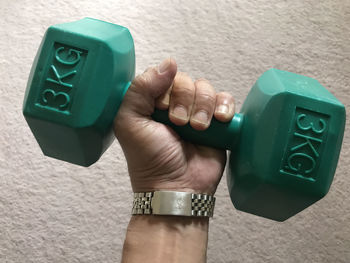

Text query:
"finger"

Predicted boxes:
[[123, 58, 177, 116], [155, 83, 173, 110], [169, 72, 195, 126], [214, 92, 235, 122], [143, 66, 153, 73], [190, 79, 216, 130], [131, 57, 177, 98]]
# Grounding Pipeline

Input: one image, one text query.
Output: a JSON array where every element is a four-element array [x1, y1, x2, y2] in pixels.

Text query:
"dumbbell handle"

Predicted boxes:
[[151, 109, 244, 151]]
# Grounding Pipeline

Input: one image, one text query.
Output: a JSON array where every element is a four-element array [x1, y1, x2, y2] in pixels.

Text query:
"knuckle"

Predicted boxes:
[[174, 86, 195, 96], [195, 78, 210, 85], [176, 71, 192, 80], [196, 89, 216, 105], [143, 66, 153, 73], [172, 73, 195, 99], [133, 73, 152, 89], [173, 72, 193, 86], [170, 88, 195, 106], [217, 92, 235, 104], [217, 91, 234, 99], [195, 78, 215, 93], [196, 93, 216, 105]]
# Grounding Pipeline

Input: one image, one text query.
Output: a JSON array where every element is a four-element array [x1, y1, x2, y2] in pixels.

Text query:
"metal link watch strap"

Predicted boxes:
[[132, 192, 153, 215], [132, 191, 215, 217]]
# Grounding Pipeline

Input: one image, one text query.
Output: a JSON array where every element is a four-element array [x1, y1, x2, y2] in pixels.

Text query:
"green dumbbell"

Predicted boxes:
[[23, 18, 346, 221]]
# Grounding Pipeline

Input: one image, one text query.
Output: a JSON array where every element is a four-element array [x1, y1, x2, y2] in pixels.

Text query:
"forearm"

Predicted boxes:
[[122, 215, 209, 263]]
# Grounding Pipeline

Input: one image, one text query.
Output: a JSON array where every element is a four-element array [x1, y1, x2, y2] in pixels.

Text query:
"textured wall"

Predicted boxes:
[[1, 0, 349, 262]]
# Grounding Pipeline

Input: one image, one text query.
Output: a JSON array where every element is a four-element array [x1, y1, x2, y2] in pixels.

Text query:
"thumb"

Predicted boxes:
[[122, 58, 177, 117]]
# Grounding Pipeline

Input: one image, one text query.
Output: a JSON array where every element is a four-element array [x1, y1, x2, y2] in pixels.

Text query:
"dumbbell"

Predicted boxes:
[[23, 18, 346, 221]]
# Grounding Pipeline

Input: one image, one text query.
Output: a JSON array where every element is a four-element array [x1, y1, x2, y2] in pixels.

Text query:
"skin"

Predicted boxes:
[[114, 58, 235, 263]]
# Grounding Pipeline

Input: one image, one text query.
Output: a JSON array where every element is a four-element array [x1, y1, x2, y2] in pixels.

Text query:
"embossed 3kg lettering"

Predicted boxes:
[[36, 43, 87, 114], [280, 108, 329, 181]]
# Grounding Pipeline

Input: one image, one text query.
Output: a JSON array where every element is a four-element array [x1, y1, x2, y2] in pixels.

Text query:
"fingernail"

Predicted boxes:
[[193, 110, 209, 125], [217, 104, 229, 114], [158, 58, 170, 74], [161, 93, 170, 107], [172, 105, 188, 120]]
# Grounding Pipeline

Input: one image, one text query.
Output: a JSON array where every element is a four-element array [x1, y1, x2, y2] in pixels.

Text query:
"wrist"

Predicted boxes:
[[122, 215, 209, 263], [127, 214, 209, 233], [129, 171, 220, 196]]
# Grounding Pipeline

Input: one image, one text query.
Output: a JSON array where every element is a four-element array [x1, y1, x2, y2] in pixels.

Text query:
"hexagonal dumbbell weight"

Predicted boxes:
[[23, 18, 346, 221], [23, 18, 135, 166]]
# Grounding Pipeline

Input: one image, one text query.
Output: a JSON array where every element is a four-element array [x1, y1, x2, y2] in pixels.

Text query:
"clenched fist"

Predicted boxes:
[[114, 58, 235, 195]]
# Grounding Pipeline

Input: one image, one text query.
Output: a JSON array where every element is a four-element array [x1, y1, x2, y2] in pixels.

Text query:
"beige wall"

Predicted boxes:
[[1, 0, 349, 262]]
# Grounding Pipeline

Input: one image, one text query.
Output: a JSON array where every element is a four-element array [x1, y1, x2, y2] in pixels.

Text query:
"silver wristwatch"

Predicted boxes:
[[132, 191, 215, 217]]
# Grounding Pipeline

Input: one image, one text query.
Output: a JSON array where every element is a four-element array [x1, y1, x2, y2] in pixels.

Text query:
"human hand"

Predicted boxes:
[[114, 58, 235, 195]]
